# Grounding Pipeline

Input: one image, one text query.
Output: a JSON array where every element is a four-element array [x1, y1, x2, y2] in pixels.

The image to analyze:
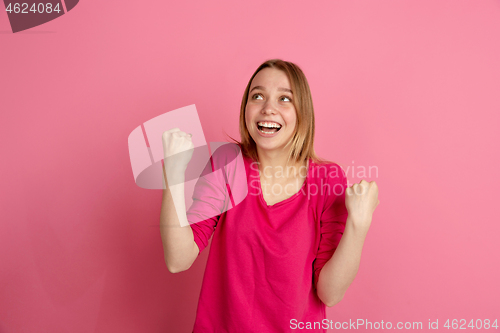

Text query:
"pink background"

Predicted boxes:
[[1, 0, 499, 332]]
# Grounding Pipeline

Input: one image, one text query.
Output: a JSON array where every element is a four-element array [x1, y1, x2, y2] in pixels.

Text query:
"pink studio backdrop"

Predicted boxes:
[[1, 0, 499, 332]]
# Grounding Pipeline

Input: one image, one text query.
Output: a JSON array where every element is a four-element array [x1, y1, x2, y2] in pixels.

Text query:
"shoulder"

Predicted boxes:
[[309, 159, 346, 185], [211, 142, 241, 162], [311, 160, 348, 217], [210, 143, 254, 188], [207, 142, 249, 174]]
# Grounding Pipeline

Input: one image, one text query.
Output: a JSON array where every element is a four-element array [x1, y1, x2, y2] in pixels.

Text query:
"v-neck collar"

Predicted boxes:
[[254, 158, 311, 209]]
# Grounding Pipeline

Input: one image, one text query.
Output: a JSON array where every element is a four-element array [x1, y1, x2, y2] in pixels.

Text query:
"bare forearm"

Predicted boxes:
[[160, 173, 198, 273], [316, 216, 369, 306]]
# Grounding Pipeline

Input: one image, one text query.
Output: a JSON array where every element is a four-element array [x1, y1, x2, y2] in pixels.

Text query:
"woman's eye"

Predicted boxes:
[[252, 93, 292, 102]]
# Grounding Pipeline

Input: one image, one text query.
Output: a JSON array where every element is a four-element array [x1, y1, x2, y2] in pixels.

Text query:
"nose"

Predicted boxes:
[[261, 102, 277, 115]]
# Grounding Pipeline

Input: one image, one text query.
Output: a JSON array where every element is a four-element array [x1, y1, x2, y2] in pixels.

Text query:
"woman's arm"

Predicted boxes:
[[160, 128, 199, 274], [317, 180, 379, 307], [160, 172, 199, 274], [316, 215, 369, 307]]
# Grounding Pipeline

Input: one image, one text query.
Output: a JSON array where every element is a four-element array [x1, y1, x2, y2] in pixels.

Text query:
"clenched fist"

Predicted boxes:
[[345, 180, 379, 231], [162, 128, 194, 175]]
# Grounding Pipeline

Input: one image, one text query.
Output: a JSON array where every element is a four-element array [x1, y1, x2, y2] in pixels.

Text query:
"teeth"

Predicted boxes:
[[257, 122, 282, 128], [259, 128, 277, 134]]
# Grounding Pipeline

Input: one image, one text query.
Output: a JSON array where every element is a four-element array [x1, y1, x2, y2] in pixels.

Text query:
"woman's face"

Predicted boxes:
[[245, 67, 297, 154]]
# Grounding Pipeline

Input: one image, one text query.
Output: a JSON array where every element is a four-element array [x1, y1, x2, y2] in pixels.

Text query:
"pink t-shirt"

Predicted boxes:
[[188, 145, 348, 333]]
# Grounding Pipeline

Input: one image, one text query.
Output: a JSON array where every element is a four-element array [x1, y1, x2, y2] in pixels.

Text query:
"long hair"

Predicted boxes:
[[225, 58, 333, 166]]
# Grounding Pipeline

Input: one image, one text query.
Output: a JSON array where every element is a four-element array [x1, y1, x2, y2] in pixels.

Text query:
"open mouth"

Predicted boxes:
[[257, 122, 282, 134]]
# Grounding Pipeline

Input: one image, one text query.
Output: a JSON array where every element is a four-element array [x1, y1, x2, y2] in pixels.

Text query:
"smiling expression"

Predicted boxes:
[[245, 67, 297, 153]]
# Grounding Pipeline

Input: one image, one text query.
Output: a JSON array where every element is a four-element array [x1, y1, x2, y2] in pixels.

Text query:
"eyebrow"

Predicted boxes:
[[250, 85, 293, 94]]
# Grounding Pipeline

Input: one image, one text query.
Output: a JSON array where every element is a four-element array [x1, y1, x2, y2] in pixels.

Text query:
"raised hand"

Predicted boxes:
[[345, 180, 379, 231], [162, 128, 194, 177]]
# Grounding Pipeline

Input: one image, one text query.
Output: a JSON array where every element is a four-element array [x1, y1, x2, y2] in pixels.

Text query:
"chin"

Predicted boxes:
[[255, 140, 285, 151]]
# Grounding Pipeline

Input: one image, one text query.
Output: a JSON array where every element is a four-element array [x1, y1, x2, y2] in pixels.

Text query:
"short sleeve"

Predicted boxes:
[[187, 148, 232, 256], [187, 178, 222, 256], [312, 164, 348, 291]]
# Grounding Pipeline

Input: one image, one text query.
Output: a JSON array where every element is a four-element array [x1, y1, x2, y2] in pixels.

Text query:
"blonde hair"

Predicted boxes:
[[226, 58, 333, 166]]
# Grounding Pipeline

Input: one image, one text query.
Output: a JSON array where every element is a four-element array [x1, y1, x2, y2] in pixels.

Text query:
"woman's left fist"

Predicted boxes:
[[345, 180, 379, 230]]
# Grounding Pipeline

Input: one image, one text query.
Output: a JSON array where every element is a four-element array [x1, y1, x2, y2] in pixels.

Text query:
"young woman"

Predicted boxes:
[[160, 59, 380, 332]]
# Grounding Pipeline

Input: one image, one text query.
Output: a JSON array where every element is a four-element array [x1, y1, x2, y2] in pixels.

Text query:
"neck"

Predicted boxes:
[[256, 145, 307, 179]]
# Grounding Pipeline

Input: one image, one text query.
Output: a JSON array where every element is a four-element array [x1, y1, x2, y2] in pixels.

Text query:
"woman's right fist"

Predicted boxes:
[[162, 128, 194, 173]]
